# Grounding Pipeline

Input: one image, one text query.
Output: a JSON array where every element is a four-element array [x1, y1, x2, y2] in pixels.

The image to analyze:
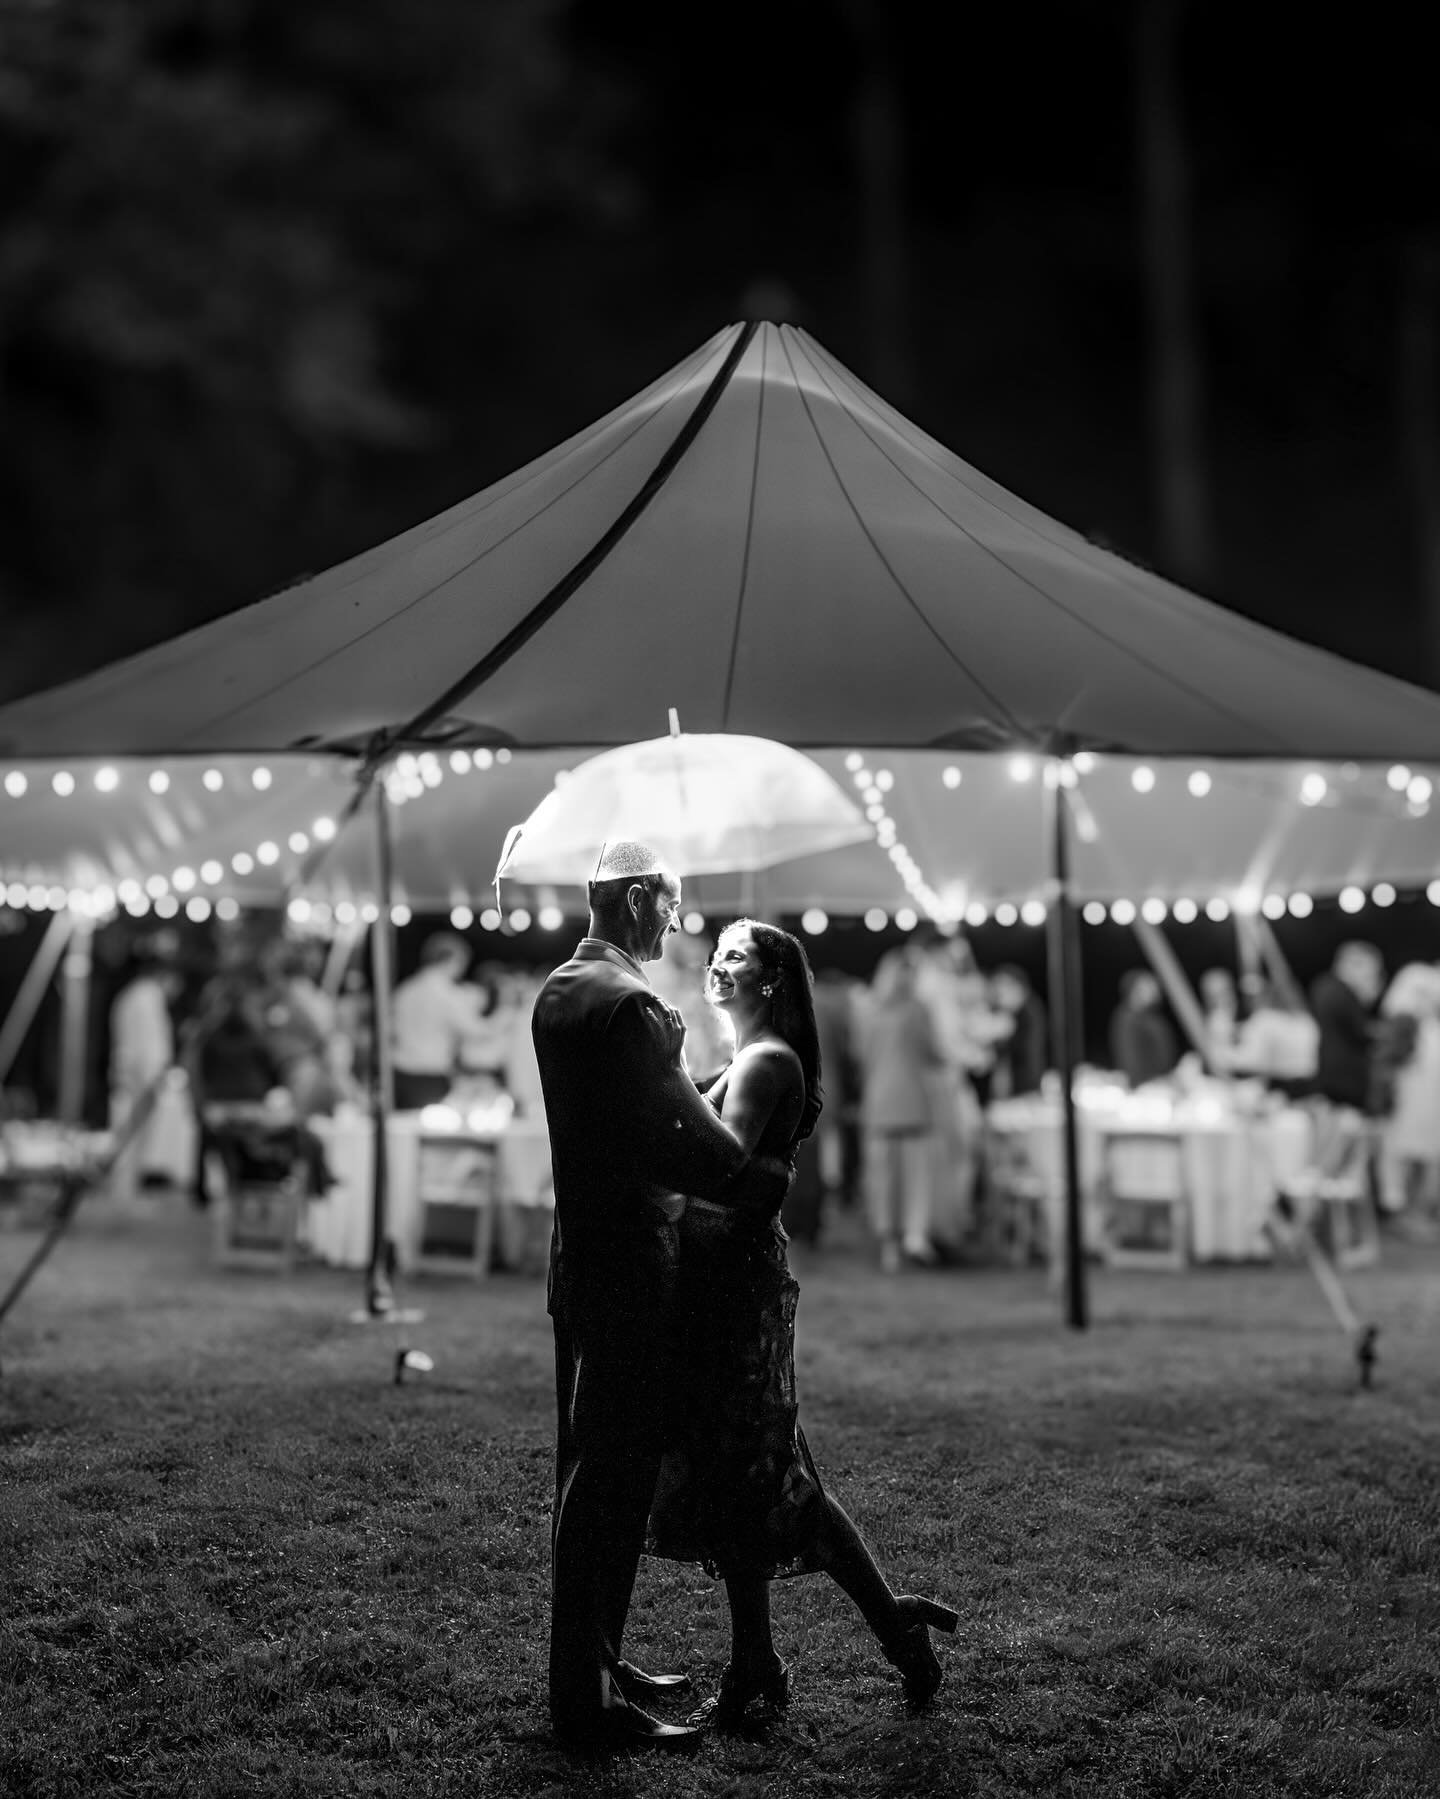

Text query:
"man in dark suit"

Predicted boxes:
[[531, 841, 788, 1753], [1309, 940, 1384, 1110]]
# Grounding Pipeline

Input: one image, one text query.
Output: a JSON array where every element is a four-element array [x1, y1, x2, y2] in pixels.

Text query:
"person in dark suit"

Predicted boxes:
[[1108, 969, 1180, 1088], [1309, 940, 1384, 1110], [531, 841, 789, 1755]]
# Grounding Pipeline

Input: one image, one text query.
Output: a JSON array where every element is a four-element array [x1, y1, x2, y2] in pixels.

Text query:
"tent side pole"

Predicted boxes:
[[367, 781, 398, 1314], [1045, 767, 1088, 1330], [57, 912, 95, 1125], [0, 909, 75, 1089]]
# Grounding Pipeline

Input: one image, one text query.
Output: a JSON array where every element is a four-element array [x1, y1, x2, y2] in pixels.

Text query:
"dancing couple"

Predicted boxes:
[[531, 841, 957, 1755]]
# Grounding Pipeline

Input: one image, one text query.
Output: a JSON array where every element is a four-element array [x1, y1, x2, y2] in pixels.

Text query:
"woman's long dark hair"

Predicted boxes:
[[713, 918, 823, 1143]]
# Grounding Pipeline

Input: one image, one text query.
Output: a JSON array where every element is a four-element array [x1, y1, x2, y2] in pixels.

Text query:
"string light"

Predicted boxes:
[[942, 766, 962, 789], [256, 842, 279, 865], [1141, 898, 1167, 924], [538, 905, 565, 931], [1187, 770, 1211, 797], [993, 902, 1017, 927], [203, 769, 224, 792], [1387, 766, 1411, 791], [801, 908, 828, 935], [474, 749, 494, 770], [1288, 893, 1314, 917], [148, 770, 169, 794], [3, 771, 27, 797], [186, 897, 212, 923], [683, 911, 705, 934], [1372, 882, 1396, 907], [391, 903, 412, 927], [1205, 897, 1229, 921], [1172, 898, 1198, 923], [231, 852, 254, 876], [288, 899, 312, 925], [875, 770, 894, 791], [288, 831, 309, 854], [215, 897, 240, 923], [251, 766, 272, 790], [1008, 755, 1035, 783], [1300, 772, 1327, 806], [155, 894, 179, 919], [1408, 775, 1433, 806], [964, 901, 988, 928], [449, 750, 472, 774], [894, 907, 918, 931], [1073, 751, 1096, 774], [479, 907, 501, 930], [360, 902, 380, 924], [94, 766, 119, 793], [334, 901, 357, 926], [1110, 899, 1136, 926], [508, 907, 531, 931], [312, 817, 336, 842], [1428, 881, 1440, 907], [51, 771, 74, 796], [1082, 901, 1107, 925], [450, 904, 474, 930], [200, 860, 223, 885], [145, 874, 169, 898], [844, 751, 864, 772], [864, 908, 888, 931], [1020, 900, 1047, 927], [1338, 886, 1365, 913], [1131, 766, 1156, 794], [171, 867, 196, 893]]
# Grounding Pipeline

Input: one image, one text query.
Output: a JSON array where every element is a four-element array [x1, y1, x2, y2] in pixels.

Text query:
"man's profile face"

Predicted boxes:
[[635, 872, 682, 962]]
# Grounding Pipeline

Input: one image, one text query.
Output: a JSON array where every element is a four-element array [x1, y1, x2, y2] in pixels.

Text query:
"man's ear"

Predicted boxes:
[[627, 883, 645, 919]]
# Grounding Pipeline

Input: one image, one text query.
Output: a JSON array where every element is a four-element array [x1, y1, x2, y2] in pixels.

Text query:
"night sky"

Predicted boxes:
[[2, 1, 1438, 703]]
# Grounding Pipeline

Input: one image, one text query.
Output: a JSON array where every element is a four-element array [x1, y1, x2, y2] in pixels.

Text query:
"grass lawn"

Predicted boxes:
[[2, 1195, 1438, 1798]]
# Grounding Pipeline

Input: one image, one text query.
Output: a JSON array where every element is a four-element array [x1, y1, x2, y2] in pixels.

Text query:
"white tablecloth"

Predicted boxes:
[[305, 1108, 552, 1270], [986, 1096, 1316, 1262]]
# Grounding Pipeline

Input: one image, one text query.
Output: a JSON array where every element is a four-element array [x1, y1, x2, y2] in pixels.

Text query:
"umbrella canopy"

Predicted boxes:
[[4, 323, 1440, 762], [495, 732, 871, 883]]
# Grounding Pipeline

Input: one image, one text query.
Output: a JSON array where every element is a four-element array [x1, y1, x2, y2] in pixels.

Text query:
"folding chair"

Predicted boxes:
[[1100, 1131, 1190, 1271]]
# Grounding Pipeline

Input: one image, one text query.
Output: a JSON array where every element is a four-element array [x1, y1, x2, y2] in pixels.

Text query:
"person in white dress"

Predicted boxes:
[[107, 953, 183, 1198], [1375, 962, 1440, 1233]]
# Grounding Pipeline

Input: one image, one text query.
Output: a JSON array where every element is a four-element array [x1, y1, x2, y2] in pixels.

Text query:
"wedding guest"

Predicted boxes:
[[1198, 967, 1240, 1071], [1309, 940, 1384, 1111], [912, 936, 1000, 1248], [1229, 980, 1319, 1094], [987, 964, 1049, 1099], [1373, 962, 1440, 1234], [855, 947, 945, 1270], [390, 931, 486, 1109], [1108, 970, 1179, 1088], [107, 949, 183, 1198]]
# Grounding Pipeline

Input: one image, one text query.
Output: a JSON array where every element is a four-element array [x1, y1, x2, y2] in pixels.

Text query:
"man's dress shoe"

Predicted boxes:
[[614, 1660, 692, 1700], [572, 1701, 705, 1755]]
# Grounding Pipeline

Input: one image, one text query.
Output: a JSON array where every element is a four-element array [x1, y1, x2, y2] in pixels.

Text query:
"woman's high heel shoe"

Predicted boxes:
[[687, 1652, 791, 1730], [880, 1595, 960, 1706]]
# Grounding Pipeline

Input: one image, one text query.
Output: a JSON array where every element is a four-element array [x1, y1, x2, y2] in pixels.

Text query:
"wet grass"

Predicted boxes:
[[2, 1198, 1438, 1796]]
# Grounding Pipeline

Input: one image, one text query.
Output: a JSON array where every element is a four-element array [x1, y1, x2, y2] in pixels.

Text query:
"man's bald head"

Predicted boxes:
[[587, 841, 681, 963]]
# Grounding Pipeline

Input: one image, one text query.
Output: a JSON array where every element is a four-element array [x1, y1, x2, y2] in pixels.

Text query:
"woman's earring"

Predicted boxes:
[[762, 985, 774, 997]]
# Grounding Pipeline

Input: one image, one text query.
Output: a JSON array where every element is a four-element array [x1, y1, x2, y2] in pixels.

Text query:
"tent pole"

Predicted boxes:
[[1045, 764, 1088, 1329], [0, 909, 75, 1090], [366, 781, 398, 1316], [57, 912, 95, 1125]]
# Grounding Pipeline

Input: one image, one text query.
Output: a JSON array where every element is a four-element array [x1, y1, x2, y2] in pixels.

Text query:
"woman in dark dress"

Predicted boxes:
[[648, 920, 958, 1728]]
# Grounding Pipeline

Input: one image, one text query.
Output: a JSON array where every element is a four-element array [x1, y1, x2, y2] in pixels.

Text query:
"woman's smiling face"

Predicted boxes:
[[706, 926, 766, 1013]]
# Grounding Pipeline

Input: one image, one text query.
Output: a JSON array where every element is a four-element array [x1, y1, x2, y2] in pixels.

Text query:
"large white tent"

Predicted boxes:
[[3, 323, 1440, 767], [7, 317, 1440, 1327]]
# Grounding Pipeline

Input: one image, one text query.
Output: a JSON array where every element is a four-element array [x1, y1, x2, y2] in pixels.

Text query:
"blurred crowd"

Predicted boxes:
[[97, 918, 1440, 1255]]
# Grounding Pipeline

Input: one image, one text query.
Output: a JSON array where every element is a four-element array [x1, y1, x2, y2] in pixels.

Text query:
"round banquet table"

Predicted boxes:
[[986, 1090, 1319, 1263]]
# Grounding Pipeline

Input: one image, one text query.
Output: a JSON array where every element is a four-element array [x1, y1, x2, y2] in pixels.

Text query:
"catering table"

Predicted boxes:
[[986, 1077, 1319, 1264], [305, 1106, 553, 1272]]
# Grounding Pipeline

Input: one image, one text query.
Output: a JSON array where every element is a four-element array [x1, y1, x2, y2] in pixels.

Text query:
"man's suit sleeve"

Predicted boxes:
[[606, 991, 781, 1204]]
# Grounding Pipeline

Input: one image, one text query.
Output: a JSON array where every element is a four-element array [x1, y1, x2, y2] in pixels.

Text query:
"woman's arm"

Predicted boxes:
[[711, 1044, 803, 1156]]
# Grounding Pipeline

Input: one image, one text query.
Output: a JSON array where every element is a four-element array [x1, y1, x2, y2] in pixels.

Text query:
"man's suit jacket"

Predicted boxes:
[[531, 939, 767, 1304]]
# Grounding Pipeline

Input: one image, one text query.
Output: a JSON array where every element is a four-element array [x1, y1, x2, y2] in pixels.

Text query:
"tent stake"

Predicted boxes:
[[1046, 763, 1088, 1329]]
